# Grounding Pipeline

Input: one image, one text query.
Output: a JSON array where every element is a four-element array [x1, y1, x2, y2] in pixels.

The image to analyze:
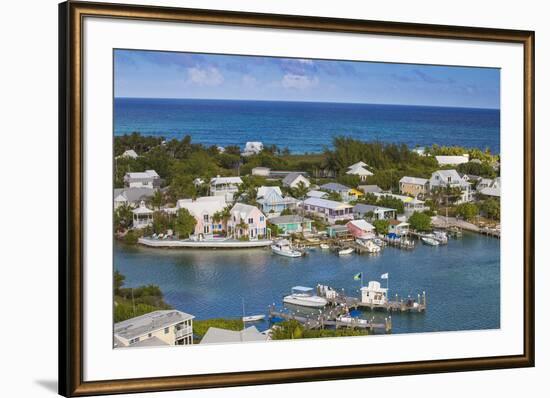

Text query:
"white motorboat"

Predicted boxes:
[[421, 237, 440, 246], [320, 243, 330, 250], [283, 286, 328, 308], [271, 239, 303, 258], [242, 314, 266, 322], [338, 247, 354, 256], [355, 239, 381, 253], [433, 230, 448, 244]]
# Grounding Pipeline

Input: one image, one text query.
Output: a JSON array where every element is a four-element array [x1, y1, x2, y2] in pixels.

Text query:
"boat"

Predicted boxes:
[[242, 314, 266, 322], [283, 286, 328, 308], [338, 247, 354, 255], [320, 243, 330, 250], [271, 239, 303, 258], [355, 239, 381, 253], [421, 237, 440, 246], [373, 238, 386, 247], [433, 230, 448, 244]]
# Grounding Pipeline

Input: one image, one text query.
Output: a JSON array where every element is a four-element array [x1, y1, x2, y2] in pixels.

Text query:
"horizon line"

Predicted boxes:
[[114, 96, 500, 111]]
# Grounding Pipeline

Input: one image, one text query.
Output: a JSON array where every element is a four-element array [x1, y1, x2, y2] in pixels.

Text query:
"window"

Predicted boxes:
[[203, 214, 209, 222], [129, 337, 140, 344], [164, 327, 169, 334], [248, 218, 254, 224], [260, 216, 264, 222], [148, 333, 152, 338]]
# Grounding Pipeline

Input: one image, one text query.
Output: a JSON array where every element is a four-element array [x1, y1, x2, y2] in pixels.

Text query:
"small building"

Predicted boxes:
[[282, 172, 311, 189], [228, 203, 268, 240], [435, 154, 469, 166], [412, 147, 426, 156], [251, 167, 271, 177], [132, 201, 154, 229], [241, 141, 264, 156], [124, 170, 160, 189], [302, 197, 354, 224], [256, 186, 298, 215], [353, 203, 396, 220], [319, 182, 357, 203], [268, 215, 313, 235], [327, 224, 351, 238], [399, 176, 429, 197], [429, 169, 472, 203], [358, 185, 383, 194], [388, 219, 409, 235], [210, 176, 243, 202], [114, 187, 155, 208], [175, 196, 227, 237], [346, 163, 373, 182], [346, 219, 375, 239], [478, 177, 501, 198], [200, 326, 268, 345], [306, 190, 328, 199], [360, 281, 388, 306], [114, 310, 195, 348], [193, 177, 205, 187], [117, 149, 139, 159]]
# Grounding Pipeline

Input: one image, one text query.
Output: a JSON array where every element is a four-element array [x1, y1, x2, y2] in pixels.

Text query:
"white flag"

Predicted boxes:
[[381, 273, 389, 279]]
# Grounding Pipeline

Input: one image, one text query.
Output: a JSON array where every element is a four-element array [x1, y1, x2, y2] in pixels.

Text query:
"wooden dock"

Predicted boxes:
[[324, 289, 427, 313]]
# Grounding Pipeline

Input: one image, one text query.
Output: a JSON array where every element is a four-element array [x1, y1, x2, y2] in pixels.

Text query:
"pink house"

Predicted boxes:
[[346, 219, 375, 239], [228, 203, 268, 240], [175, 196, 227, 238]]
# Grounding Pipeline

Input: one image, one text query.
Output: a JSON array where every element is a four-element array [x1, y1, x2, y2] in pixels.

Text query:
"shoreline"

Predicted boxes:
[[138, 237, 273, 249]]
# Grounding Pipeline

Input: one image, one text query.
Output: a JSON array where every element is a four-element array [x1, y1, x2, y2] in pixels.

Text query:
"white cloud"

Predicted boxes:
[[187, 66, 224, 86], [281, 73, 319, 90]]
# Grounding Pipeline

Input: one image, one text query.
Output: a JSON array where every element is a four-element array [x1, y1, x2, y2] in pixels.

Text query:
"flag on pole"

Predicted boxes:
[[380, 273, 389, 279], [353, 272, 362, 281]]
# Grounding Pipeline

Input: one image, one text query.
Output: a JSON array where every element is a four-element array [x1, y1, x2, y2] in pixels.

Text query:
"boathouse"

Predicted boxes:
[[346, 219, 375, 239], [360, 281, 388, 306]]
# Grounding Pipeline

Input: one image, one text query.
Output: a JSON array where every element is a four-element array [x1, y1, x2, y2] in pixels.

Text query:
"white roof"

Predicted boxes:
[[132, 202, 154, 215], [435, 155, 469, 165], [303, 197, 353, 210], [200, 326, 267, 345], [400, 176, 428, 185], [210, 176, 243, 185], [479, 187, 501, 197], [348, 161, 367, 169], [306, 190, 328, 198], [257, 186, 283, 198], [115, 310, 194, 341], [231, 203, 262, 218], [431, 169, 469, 188], [126, 170, 159, 180], [346, 165, 373, 176], [176, 196, 227, 217], [347, 219, 375, 231], [120, 149, 138, 158]]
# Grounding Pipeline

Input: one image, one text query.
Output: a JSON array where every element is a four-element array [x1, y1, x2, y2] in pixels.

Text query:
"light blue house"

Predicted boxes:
[[256, 186, 298, 215], [268, 215, 313, 235]]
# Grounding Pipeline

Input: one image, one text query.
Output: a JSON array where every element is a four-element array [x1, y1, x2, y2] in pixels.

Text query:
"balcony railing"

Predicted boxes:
[[175, 326, 193, 338]]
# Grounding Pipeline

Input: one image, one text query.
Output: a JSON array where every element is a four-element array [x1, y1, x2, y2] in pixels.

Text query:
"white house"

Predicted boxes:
[[210, 176, 243, 202], [228, 203, 268, 240], [346, 163, 373, 182], [124, 170, 160, 189], [389, 220, 410, 235], [241, 141, 264, 156], [360, 281, 388, 306], [477, 177, 501, 198], [132, 201, 154, 229], [114, 187, 155, 208], [117, 149, 139, 159], [251, 167, 271, 177], [282, 172, 311, 189], [429, 169, 472, 203], [256, 186, 298, 215], [435, 154, 469, 166], [176, 196, 227, 237], [306, 190, 328, 199], [114, 310, 195, 348], [302, 197, 354, 224]]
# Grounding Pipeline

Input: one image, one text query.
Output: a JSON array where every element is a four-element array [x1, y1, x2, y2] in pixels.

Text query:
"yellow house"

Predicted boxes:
[[114, 310, 195, 348], [399, 176, 429, 197]]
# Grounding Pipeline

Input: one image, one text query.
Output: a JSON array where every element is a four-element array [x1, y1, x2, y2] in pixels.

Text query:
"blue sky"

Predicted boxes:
[[114, 49, 500, 109]]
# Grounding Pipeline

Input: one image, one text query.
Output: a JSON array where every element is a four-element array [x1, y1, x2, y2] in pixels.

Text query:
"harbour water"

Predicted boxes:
[[115, 232, 500, 335], [114, 98, 501, 154]]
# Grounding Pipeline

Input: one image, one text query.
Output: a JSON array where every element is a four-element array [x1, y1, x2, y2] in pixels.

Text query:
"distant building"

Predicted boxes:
[[193, 177, 205, 186], [114, 187, 155, 208], [241, 141, 264, 156], [477, 177, 501, 198], [117, 149, 139, 159], [200, 326, 268, 345], [388, 220, 409, 235], [353, 203, 396, 220], [360, 281, 388, 306], [256, 186, 298, 215], [282, 173, 311, 189], [132, 201, 154, 229], [228, 203, 267, 240], [358, 185, 383, 194], [302, 197, 354, 224], [429, 169, 472, 203], [346, 219, 375, 239], [346, 162, 373, 182], [320, 182, 357, 202], [372, 192, 428, 216], [251, 167, 271, 177], [176, 196, 227, 237], [269, 215, 313, 235], [412, 147, 426, 156], [399, 176, 429, 197], [124, 170, 160, 189], [435, 154, 469, 166], [306, 190, 328, 199], [114, 310, 194, 348], [210, 176, 243, 202]]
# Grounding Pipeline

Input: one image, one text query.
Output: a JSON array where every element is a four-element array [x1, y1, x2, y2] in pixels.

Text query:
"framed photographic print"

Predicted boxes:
[[59, 1, 534, 396]]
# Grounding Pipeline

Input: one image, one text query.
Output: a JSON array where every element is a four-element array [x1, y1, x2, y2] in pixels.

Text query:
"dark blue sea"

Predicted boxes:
[[114, 98, 501, 154]]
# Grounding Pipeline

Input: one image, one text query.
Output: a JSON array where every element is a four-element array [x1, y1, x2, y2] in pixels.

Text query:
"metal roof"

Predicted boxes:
[[114, 310, 195, 341]]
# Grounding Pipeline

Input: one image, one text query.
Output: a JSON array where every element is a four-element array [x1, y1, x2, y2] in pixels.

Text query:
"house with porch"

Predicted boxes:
[[114, 310, 195, 348], [175, 196, 228, 238], [302, 197, 354, 224], [399, 176, 429, 197], [389, 219, 410, 236], [353, 203, 396, 220], [268, 215, 313, 235], [320, 182, 357, 202], [429, 169, 472, 203], [132, 201, 154, 229], [210, 176, 243, 202], [228, 203, 268, 240], [256, 186, 298, 215], [124, 170, 161, 189]]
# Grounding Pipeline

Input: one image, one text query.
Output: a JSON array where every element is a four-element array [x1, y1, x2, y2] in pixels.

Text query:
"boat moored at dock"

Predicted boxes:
[[421, 236, 440, 246], [283, 286, 328, 308], [271, 239, 304, 258], [338, 247, 354, 256]]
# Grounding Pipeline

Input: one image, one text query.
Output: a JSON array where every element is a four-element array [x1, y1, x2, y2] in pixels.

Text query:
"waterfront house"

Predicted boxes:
[[124, 170, 160, 189], [372, 192, 428, 216], [282, 172, 311, 189], [346, 219, 375, 239], [241, 141, 264, 156], [114, 310, 194, 348], [132, 201, 154, 229], [256, 186, 298, 215], [358, 185, 383, 194], [353, 203, 396, 220], [268, 215, 313, 235], [176, 196, 227, 238], [210, 176, 243, 202], [117, 149, 139, 159], [200, 326, 268, 344], [251, 167, 271, 177], [388, 219, 410, 235], [399, 176, 429, 197], [346, 163, 373, 182], [306, 190, 328, 199], [320, 182, 357, 202], [302, 197, 354, 224], [435, 154, 469, 166], [429, 169, 472, 203], [360, 281, 388, 306], [477, 177, 501, 198], [327, 224, 351, 238], [228, 203, 268, 240], [114, 187, 155, 209]]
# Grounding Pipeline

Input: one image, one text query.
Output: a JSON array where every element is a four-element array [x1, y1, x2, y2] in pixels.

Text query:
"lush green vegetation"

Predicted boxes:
[[360, 193, 405, 214], [455, 202, 480, 221], [270, 320, 369, 340], [174, 208, 197, 238], [457, 161, 497, 179], [193, 318, 245, 338], [480, 198, 500, 220], [372, 219, 390, 235], [114, 271, 172, 323], [408, 212, 432, 232]]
